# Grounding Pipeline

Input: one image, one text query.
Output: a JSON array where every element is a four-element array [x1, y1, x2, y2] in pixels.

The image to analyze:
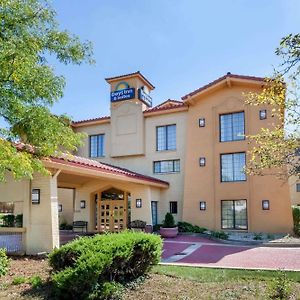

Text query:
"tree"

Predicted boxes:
[[0, 0, 94, 181], [245, 34, 300, 179]]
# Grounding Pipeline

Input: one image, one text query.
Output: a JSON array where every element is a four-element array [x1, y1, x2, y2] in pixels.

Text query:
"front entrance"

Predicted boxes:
[[94, 188, 128, 232]]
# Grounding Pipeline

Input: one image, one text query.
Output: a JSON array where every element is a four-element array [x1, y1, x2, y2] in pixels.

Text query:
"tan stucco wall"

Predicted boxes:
[[289, 176, 300, 206], [182, 84, 293, 233], [75, 104, 186, 224], [58, 188, 74, 225]]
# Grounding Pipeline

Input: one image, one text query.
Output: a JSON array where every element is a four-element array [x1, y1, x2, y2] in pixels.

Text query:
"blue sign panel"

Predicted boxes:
[[111, 88, 135, 102], [138, 88, 152, 107]]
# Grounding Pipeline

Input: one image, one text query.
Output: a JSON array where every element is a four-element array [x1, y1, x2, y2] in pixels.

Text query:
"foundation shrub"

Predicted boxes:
[[210, 231, 229, 240], [292, 206, 300, 236], [178, 222, 207, 233], [0, 248, 9, 277], [48, 231, 162, 299], [2, 214, 14, 227]]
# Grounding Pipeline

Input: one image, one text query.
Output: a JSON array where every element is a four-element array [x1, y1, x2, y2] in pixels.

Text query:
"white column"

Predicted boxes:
[[23, 173, 59, 254]]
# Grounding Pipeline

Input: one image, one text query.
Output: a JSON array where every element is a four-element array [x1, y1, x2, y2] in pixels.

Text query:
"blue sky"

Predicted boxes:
[[50, 0, 300, 121]]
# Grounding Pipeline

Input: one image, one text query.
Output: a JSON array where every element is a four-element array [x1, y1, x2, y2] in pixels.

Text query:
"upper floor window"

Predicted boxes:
[[89, 134, 105, 158], [221, 152, 246, 182], [153, 160, 180, 174], [156, 124, 176, 151], [297, 183, 300, 193], [220, 112, 245, 142]]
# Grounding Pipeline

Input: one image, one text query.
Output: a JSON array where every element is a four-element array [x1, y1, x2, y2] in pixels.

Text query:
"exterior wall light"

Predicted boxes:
[[31, 189, 40, 205], [259, 110, 267, 120], [199, 157, 206, 167], [136, 199, 142, 208], [200, 201, 206, 210], [80, 200, 86, 209], [199, 118, 205, 127], [58, 204, 63, 212], [262, 200, 270, 210]]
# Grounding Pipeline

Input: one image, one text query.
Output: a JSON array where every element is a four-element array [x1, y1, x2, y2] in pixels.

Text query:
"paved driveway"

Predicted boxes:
[[162, 235, 300, 271]]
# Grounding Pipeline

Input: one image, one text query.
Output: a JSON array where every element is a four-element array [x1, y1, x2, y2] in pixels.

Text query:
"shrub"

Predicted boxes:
[[29, 275, 43, 288], [292, 206, 300, 236], [2, 214, 14, 227], [0, 248, 9, 277], [48, 231, 162, 299], [15, 214, 23, 227], [267, 270, 291, 299], [60, 223, 73, 230], [153, 224, 162, 232], [210, 231, 229, 240], [178, 221, 207, 233], [12, 276, 26, 285], [253, 233, 263, 240], [162, 213, 176, 228]]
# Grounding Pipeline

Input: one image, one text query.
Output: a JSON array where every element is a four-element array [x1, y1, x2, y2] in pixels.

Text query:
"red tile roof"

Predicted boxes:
[[181, 73, 265, 100], [144, 99, 187, 114], [72, 116, 110, 126], [49, 154, 169, 186], [105, 71, 155, 89]]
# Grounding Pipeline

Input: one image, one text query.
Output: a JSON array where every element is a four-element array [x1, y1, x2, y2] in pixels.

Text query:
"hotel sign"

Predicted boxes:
[[111, 88, 135, 102], [138, 88, 152, 107]]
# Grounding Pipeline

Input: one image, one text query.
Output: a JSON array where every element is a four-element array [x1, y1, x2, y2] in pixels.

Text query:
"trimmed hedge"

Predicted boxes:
[[0, 248, 9, 277], [292, 206, 300, 236], [178, 221, 207, 233], [48, 231, 162, 299]]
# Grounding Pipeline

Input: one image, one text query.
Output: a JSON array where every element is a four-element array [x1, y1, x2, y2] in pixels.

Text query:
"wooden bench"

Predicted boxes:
[[72, 221, 88, 233]]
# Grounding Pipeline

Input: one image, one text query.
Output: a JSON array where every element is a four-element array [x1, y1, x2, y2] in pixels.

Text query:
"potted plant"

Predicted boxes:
[[159, 212, 178, 238]]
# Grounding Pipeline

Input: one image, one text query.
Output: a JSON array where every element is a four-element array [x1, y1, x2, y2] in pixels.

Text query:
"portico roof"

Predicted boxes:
[[44, 154, 169, 188]]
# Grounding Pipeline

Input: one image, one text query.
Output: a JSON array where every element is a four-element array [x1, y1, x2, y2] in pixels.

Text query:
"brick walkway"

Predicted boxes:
[[162, 235, 300, 271]]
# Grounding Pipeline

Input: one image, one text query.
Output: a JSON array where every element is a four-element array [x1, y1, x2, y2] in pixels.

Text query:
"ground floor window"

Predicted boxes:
[[221, 200, 247, 230], [151, 201, 158, 225], [169, 201, 178, 214]]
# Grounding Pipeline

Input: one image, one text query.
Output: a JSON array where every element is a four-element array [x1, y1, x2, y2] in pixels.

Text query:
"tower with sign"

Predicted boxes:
[[105, 71, 155, 157]]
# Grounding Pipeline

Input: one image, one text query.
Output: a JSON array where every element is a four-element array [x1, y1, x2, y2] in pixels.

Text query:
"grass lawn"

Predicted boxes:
[[1, 257, 300, 299]]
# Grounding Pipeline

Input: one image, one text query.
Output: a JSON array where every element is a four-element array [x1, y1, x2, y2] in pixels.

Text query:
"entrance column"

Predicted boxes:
[[23, 172, 60, 254]]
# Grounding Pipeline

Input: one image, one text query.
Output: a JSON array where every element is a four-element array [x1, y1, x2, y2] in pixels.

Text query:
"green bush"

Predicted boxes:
[[162, 213, 176, 228], [253, 233, 263, 240], [2, 214, 14, 227], [210, 231, 229, 240], [0, 248, 9, 277], [178, 221, 207, 233], [15, 214, 23, 227], [267, 270, 291, 299], [12, 276, 26, 285], [29, 275, 43, 288], [153, 224, 162, 232], [48, 231, 162, 299], [292, 206, 300, 236]]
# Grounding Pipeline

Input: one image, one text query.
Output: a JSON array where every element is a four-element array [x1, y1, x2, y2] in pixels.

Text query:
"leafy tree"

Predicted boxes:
[[0, 0, 94, 181], [245, 34, 300, 179]]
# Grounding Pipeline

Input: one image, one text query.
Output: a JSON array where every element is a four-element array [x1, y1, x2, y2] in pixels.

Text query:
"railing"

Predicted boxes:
[[0, 227, 26, 254]]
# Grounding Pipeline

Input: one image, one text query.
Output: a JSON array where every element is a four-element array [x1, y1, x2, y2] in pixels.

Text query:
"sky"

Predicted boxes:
[[49, 0, 300, 122]]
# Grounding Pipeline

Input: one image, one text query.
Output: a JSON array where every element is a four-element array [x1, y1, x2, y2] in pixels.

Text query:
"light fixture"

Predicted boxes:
[[262, 200, 270, 210], [80, 200, 86, 209], [200, 201, 206, 210], [58, 204, 63, 212], [136, 199, 142, 208], [199, 118, 205, 127], [199, 157, 206, 167], [31, 189, 40, 205], [259, 110, 267, 120]]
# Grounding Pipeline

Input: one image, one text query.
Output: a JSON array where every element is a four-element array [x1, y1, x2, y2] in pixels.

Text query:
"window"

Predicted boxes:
[[297, 183, 300, 193], [170, 201, 178, 214], [153, 160, 180, 174], [156, 125, 176, 151], [221, 153, 246, 182], [221, 200, 247, 230], [262, 200, 270, 210], [199, 157, 206, 167], [199, 118, 205, 127], [0, 202, 14, 213], [200, 201, 206, 210], [259, 109, 267, 120], [220, 112, 245, 142], [89, 134, 105, 157]]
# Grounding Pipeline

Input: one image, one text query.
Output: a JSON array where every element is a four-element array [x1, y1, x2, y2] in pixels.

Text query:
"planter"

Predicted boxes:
[[159, 226, 178, 238]]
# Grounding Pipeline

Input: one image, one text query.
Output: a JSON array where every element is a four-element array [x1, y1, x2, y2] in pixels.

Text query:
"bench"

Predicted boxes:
[[72, 221, 88, 233]]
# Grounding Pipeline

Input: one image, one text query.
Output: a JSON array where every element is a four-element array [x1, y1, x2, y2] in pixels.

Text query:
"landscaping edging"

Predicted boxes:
[[178, 232, 300, 248]]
